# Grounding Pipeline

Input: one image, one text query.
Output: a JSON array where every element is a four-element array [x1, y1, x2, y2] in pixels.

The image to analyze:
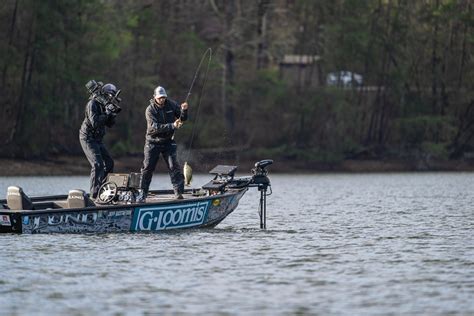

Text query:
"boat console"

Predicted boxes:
[[96, 173, 142, 204]]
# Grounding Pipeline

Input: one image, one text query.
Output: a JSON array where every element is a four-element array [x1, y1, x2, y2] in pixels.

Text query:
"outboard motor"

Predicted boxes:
[[7, 186, 33, 210]]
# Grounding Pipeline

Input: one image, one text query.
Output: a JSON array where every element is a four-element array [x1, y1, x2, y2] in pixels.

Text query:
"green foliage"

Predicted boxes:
[[421, 142, 449, 159], [396, 115, 456, 147], [0, 0, 472, 164]]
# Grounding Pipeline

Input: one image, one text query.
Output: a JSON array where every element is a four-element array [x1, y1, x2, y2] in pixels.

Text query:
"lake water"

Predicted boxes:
[[0, 173, 473, 315]]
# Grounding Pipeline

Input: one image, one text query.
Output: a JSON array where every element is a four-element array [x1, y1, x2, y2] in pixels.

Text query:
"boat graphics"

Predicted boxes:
[[132, 201, 211, 231], [22, 209, 133, 234]]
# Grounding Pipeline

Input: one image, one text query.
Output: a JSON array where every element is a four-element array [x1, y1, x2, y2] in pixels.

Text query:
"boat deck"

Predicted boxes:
[[0, 189, 213, 212], [141, 192, 203, 203]]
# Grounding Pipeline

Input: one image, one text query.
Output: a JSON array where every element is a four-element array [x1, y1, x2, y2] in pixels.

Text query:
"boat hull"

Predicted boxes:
[[0, 189, 247, 234]]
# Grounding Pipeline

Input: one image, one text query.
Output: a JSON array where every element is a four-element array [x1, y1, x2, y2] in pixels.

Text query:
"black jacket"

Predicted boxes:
[[79, 99, 115, 141], [145, 98, 188, 143]]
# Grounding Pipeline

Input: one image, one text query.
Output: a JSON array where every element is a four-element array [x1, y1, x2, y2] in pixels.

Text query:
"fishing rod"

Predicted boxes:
[[181, 47, 212, 108], [185, 48, 212, 148], [181, 48, 213, 186]]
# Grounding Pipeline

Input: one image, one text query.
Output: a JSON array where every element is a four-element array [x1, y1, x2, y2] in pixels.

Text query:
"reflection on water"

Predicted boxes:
[[0, 173, 473, 314]]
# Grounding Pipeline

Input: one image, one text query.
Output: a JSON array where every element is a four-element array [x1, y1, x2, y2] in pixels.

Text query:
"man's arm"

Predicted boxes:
[[87, 101, 109, 129], [105, 114, 115, 127], [173, 100, 188, 121], [146, 108, 175, 136]]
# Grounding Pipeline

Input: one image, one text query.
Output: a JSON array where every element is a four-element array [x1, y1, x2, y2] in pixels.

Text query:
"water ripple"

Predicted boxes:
[[0, 173, 473, 314]]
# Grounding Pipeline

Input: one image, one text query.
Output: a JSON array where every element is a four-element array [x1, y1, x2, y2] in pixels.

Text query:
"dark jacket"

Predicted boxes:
[[145, 98, 188, 143], [79, 99, 115, 141]]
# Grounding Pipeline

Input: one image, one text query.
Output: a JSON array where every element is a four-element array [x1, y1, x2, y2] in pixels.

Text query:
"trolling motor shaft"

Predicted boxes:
[[259, 185, 268, 229], [249, 160, 273, 229]]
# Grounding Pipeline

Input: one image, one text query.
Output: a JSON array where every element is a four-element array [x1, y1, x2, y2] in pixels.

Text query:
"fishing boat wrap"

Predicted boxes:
[[0, 160, 272, 234], [0, 189, 247, 234], [130, 189, 246, 232]]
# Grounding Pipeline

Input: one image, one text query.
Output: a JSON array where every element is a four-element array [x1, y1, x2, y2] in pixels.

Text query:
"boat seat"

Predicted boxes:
[[67, 189, 95, 208], [7, 186, 33, 210]]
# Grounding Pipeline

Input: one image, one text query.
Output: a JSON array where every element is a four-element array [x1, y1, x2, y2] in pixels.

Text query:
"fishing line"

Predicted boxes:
[[183, 48, 212, 161]]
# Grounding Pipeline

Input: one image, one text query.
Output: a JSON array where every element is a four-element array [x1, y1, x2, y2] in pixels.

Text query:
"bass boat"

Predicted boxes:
[[0, 160, 272, 234]]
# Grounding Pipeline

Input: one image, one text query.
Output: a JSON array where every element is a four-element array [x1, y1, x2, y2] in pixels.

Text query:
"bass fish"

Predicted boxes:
[[184, 161, 193, 186]]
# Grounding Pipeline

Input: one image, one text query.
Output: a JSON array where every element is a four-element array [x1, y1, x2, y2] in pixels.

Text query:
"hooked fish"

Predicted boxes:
[[184, 161, 193, 186]]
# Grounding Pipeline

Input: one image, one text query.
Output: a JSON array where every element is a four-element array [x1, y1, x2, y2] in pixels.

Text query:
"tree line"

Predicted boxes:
[[0, 0, 472, 165]]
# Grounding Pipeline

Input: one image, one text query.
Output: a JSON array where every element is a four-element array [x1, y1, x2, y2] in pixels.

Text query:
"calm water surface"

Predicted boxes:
[[0, 173, 473, 315]]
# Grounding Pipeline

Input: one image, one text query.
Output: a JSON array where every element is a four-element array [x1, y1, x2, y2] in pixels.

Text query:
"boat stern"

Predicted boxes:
[[0, 211, 22, 234]]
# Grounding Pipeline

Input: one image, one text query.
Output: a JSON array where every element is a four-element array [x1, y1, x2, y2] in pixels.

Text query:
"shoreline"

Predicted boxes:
[[0, 155, 473, 176]]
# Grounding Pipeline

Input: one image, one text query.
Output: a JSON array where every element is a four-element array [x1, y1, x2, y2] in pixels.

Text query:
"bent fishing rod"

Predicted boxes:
[[184, 47, 212, 104], [180, 48, 212, 154]]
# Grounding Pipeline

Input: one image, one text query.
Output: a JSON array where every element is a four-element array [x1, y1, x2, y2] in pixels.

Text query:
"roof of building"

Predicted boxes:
[[280, 55, 321, 65]]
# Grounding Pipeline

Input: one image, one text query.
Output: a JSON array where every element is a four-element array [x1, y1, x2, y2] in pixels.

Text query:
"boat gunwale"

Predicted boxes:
[[0, 187, 248, 215]]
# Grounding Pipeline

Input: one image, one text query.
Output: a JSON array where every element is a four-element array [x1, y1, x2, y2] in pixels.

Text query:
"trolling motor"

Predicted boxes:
[[248, 160, 273, 229], [202, 160, 273, 229]]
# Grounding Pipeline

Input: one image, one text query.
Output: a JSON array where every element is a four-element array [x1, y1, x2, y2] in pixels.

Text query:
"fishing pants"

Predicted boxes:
[[80, 138, 114, 199], [140, 140, 184, 195]]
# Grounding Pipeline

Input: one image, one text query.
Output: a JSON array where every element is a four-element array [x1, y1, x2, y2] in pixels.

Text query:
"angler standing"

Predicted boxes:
[[79, 81, 122, 199], [139, 86, 188, 200]]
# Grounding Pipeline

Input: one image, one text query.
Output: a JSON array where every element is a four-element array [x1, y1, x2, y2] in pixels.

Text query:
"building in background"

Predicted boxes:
[[279, 55, 321, 89]]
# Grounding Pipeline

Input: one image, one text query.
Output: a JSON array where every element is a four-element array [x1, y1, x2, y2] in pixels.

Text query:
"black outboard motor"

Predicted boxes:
[[250, 160, 273, 229]]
